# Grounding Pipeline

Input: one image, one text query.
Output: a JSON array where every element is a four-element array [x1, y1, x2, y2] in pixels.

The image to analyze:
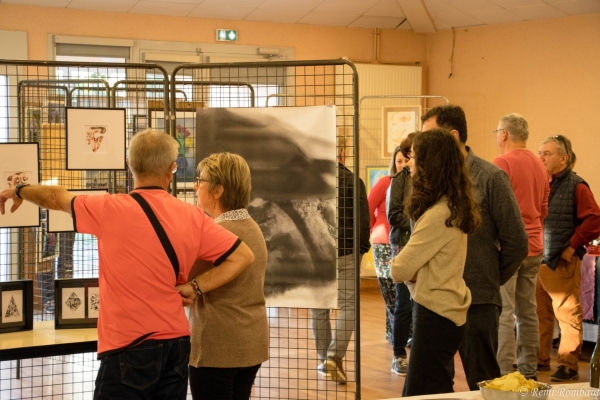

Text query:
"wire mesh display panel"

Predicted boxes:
[[171, 60, 361, 399]]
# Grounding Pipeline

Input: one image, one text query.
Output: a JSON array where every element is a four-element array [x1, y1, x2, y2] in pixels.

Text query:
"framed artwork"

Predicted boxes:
[[0, 143, 40, 228], [66, 107, 127, 170], [149, 110, 196, 181], [47, 103, 65, 124], [48, 189, 108, 232], [366, 166, 389, 195], [0, 280, 34, 334], [55, 278, 99, 329], [382, 105, 421, 158], [26, 108, 41, 142], [133, 115, 148, 135]]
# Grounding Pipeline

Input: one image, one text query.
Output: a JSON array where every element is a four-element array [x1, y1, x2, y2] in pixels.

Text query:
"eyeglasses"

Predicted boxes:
[[553, 135, 570, 157], [492, 128, 505, 137], [195, 177, 210, 185]]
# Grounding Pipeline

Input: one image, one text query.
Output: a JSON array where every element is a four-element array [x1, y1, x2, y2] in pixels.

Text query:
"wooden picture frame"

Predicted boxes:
[[66, 107, 127, 171], [366, 166, 389, 195], [382, 105, 421, 159], [55, 278, 99, 329], [0, 280, 34, 334]]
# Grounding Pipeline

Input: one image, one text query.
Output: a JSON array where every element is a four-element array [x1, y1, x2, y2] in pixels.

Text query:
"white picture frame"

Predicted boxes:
[[66, 107, 126, 170], [87, 286, 100, 319], [48, 189, 108, 232], [0, 143, 40, 228]]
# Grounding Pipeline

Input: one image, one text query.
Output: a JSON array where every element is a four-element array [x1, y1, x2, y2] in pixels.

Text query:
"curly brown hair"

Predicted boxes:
[[405, 129, 480, 234]]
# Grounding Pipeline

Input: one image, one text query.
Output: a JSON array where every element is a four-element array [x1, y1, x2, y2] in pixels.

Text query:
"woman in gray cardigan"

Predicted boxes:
[[392, 129, 480, 396], [184, 152, 269, 400]]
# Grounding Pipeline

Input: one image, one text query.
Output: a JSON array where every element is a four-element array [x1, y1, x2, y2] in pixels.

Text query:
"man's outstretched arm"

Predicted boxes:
[[0, 185, 75, 215]]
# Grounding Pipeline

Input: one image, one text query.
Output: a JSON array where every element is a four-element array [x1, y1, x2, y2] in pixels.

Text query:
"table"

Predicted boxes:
[[382, 383, 600, 399], [0, 320, 97, 362]]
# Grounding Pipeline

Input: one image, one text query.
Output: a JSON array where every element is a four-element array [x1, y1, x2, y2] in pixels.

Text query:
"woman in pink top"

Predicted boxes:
[[368, 146, 409, 342]]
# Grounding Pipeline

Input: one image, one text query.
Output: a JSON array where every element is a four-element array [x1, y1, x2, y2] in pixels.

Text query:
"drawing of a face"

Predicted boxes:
[[6, 172, 29, 189], [86, 126, 107, 152]]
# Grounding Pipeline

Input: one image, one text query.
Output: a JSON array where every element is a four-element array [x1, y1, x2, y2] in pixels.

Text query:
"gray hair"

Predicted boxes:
[[128, 129, 179, 178], [500, 113, 529, 142], [541, 135, 573, 164]]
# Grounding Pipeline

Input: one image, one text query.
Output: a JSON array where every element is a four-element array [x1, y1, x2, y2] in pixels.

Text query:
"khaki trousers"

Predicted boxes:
[[536, 257, 583, 371]]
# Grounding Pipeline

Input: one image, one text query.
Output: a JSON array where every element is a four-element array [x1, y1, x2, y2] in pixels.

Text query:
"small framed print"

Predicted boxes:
[[366, 166, 389, 195], [48, 189, 108, 232], [382, 105, 421, 158], [66, 107, 127, 171], [0, 280, 34, 334], [55, 278, 99, 329]]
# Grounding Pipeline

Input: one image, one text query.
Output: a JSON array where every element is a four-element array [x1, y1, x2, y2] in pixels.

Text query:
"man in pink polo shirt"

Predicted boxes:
[[492, 113, 550, 380], [0, 129, 254, 399]]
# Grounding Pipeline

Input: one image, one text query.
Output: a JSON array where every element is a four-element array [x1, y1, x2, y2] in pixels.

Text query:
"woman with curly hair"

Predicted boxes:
[[391, 128, 480, 396]]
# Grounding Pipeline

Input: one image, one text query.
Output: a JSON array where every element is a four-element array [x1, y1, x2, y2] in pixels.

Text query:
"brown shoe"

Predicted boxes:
[[325, 357, 347, 384]]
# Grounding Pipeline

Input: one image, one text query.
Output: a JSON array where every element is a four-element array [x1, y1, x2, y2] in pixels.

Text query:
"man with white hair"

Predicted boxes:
[[493, 113, 549, 380], [0, 129, 255, 399]]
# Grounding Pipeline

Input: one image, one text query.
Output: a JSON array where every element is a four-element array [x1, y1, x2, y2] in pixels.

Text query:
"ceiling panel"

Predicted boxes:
[[468, 8, 526, 23], [142, 0, 204, 4], [244, 8, 307, 23], [347, 15, 406, 28], [312, 0, 381, 15], [552, 0, 600, 15], [433, 12, 487, 27], [364, 0, 406, 17], [298, 12, 360, 26], [201, 0, 266, 7], [423, 0, 461, 16], [442, 0, 503, 13], [488, 0, 544, 7], [509, 3, 570, 19], [128, 1, 197, 16], [258, 0, 324, 12], [67, 0, 137, 13], [397, 19, 413, 29], [188, 4, 255, 20], [1, 0, 70, 7]]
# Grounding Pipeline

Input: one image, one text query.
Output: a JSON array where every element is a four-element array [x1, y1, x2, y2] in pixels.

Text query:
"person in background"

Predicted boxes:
[[392, 128, 479, 396], [0, 129, 255, 400], [386, 133, 418, 376], [492, 113, 550, 380], [537, 135, 600, 381], [311, 135, 371, 384], [421, 105, 528, 389], [179, 153, 269, 400], [367, 145, 409, 344]]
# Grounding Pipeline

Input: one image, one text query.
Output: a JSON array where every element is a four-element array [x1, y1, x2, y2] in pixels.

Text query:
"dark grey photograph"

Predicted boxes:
[[196, 106, 337, 308]]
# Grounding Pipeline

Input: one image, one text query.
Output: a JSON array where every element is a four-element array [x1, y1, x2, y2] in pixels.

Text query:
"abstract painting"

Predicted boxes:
[[66, 108, 126, 170], [0, 280, 33, 333], [0, 143, 40, 228], [2, 290, 22, 324], [87, 286, 100, 319], [62, 287, 85, 319], [382, 105, 421, 158], [196, 106, 337, 309]]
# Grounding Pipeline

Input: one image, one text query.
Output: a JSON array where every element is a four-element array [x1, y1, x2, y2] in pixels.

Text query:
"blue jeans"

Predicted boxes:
[[94, 337, 190, 400], [189, 364, 261, 400], [311, 253, 360, 362]]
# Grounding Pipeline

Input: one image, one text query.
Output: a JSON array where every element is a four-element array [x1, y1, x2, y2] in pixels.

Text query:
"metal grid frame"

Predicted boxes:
[[0, 58, 362, 399]]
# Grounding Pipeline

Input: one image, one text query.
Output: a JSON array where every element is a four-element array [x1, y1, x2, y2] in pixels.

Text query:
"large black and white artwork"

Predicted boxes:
[[196, 106, 337, 309]]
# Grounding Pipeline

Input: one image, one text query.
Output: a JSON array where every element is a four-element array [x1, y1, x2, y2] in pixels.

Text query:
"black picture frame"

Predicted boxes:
[[0, 280, 34, 334], [55, 278, 99, 329]]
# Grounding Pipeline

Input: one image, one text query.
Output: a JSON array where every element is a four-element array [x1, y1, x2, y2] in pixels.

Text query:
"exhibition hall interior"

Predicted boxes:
[[0, 0, 599, 399]]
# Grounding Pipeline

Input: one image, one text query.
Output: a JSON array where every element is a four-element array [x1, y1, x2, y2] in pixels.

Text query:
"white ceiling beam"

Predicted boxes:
[[395, 0, 436, 33]]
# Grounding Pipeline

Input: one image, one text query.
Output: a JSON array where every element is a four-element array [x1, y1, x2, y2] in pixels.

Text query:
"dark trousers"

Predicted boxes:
[[458, 304, 502, 390], [189, 364, 261, 400], [392, 282, 412, 358], [94, 337, 190, 400], [402, 302, 466, 396]]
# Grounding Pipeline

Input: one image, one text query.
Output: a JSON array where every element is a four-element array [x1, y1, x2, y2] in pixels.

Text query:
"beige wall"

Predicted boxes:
[[425, 14, 600, 200], [0, 3, 427, 64]]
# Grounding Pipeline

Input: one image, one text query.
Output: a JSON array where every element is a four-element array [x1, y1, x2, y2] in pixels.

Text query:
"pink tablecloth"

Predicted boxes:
[[581, 254, 598, 321]]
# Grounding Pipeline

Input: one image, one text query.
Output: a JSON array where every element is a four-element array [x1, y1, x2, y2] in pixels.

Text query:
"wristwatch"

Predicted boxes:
[[15, 183, 30, 199]]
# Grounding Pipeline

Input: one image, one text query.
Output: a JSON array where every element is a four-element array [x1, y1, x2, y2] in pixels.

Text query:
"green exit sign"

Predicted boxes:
[[216, 29, 238, 42]]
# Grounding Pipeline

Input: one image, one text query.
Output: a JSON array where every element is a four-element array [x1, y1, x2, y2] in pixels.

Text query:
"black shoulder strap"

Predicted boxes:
[[130, 192, 179, 280]]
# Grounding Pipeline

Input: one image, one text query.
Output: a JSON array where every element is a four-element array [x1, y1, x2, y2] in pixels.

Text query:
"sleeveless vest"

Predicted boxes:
[[543, 167, 587, 270]]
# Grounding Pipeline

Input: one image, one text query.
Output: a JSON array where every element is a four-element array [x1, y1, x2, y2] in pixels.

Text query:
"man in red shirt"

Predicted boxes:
[[493, 113, 550, 380], [0, 129, 255, 399], [537, 135, 600, 381]]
